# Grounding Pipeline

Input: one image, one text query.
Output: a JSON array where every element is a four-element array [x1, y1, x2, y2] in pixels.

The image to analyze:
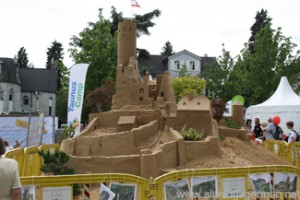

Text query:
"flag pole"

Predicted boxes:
[[130, 0, 133, 19]]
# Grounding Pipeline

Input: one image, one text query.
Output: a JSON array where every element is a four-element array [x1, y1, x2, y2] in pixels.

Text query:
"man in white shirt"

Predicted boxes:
[[0, 137, 22, 200]]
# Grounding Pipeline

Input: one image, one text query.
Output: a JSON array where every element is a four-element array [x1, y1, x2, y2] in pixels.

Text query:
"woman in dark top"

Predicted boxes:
[[253, 118, 263, 138]]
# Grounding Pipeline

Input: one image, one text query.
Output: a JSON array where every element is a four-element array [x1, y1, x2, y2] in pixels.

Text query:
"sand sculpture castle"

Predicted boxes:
[[60, 20, 232, 178]]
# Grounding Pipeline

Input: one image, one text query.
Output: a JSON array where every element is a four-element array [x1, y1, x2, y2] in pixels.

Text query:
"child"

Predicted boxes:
[[286, 121, 297, 144]]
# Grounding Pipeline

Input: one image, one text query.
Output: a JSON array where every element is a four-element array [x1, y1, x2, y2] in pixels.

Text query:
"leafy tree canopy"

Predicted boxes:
[[173, 76, 206, 102]]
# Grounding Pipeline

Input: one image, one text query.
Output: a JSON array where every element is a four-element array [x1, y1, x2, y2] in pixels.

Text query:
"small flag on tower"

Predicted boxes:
[[131, 0, 141, 8]]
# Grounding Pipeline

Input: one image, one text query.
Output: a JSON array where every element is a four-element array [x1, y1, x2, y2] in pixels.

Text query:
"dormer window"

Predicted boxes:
[[190, 61, 195, 70], [175, 60, 180, 70]]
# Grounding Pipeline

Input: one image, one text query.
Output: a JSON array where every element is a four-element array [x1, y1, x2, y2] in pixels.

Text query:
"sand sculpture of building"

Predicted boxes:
[[60, 20, 241, 178]]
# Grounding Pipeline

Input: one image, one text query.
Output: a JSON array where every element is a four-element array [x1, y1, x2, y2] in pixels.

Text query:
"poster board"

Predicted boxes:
[[42, 186, 72, 200]]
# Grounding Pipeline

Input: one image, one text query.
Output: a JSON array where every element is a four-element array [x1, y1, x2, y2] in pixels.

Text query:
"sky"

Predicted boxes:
[[1, 0, 300, 69]]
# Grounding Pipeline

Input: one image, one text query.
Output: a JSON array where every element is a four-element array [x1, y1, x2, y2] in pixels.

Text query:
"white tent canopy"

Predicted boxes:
[[245, 76, 300, 134]]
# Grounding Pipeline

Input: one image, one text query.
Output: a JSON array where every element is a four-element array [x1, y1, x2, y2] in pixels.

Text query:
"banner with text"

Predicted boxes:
[[67, 63, 89, 135], [0, 116, 57, 147]]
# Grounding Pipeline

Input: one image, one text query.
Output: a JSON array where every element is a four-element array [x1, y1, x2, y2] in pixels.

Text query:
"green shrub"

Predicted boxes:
[[39, 150, 81, 196], [219, 134, 226, 141], [224, 118, 239, 129], [180, 125, 204, 141], [58, 125, 76, 143]]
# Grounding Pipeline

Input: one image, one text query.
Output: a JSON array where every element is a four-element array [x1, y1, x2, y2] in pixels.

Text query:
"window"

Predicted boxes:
[[9, 89, 14, 101], [0, 61, 2, 74], [23, 95, 29, 105], [49, 97, 53, 116], [175, 60, 180, 70], [0, 90, 3, 101], [190, 61, 195, 70]]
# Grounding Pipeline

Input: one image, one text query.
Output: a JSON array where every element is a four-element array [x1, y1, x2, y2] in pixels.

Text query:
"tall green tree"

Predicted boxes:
[[46, 40, 64, 68], [231, 22, 300, 106], [200, 45, 234, 100], [248, 9, 271, 54], [46, 40, 66, 89], [69, 9, 118, 91], [161, 41, 175, 56], [15, 47, 29, 68]]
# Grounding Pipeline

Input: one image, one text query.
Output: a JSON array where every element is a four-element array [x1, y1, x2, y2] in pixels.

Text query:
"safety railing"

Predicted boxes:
[[20, 165, 300, 200], [263, 140, 300, 167], [3, 143, 60, 176], [21, 173, 149, 200]]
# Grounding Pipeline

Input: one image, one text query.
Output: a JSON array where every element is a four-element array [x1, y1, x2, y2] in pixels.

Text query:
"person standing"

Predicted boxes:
[[286, 121, 297, 144], [253, 118, 263, 138], [262, 117, 277, 140], [246, 119, 253, 135], [0, 137, 22, 200], [4, 140, 13, 152]]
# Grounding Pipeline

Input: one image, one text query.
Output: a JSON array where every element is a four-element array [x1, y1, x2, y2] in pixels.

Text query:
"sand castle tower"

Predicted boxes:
[[112, 20, 154, 110]]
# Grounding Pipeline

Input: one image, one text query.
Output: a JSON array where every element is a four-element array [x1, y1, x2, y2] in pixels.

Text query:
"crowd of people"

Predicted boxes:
[[246, 116, 298, 144]]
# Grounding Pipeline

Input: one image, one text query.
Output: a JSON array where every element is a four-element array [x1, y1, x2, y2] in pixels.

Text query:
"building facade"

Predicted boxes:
[[0, 57, 57, 116], [139, 49, 216, 79]]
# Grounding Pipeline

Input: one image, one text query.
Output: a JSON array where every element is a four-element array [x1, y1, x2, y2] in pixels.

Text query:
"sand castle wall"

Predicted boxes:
[[184, 136, 220, 162], [88, 110, 162, 128], [132, 120, 159, 147], [218, 127, 248, 141], [67, 155, 141, 175], [167, 110, 215, 136]]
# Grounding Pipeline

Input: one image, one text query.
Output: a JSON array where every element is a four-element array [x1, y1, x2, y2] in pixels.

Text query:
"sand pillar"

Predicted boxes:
[[117, 20, 136, 67]]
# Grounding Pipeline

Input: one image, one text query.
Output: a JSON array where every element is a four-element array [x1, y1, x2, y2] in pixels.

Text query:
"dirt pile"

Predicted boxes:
[[185, 137, 290, 168]]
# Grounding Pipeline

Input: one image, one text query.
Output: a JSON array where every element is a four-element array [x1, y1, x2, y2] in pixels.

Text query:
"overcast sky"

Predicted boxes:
[[1, 0, 300, 68]]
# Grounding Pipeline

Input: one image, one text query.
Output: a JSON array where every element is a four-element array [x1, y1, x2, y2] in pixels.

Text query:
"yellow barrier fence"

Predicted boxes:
[[263, 140, 300, 167], [3, 143, 60, 177], [3, 147, 24, 175], [153, 165, 298, 200], [22, 146, 42, 177], [19, 165, 300, 200], [21, 173, 149, 200]]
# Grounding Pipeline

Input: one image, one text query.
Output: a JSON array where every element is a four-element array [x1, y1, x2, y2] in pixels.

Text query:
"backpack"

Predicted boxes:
[[292, 130, 300, 142], [273, 125, 283, 140]]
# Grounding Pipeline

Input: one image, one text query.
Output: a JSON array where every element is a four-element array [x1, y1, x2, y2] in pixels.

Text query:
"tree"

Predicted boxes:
[[69, 9, 118, 91], [137, 48, 151, 75], [15, 47, 29, 68], [248, 9, 271, 54], [85, 80, 115, 112], [230, 22, 300, 106], [46, 40, 66, 89], [46, 40, 64, 68], [200, 44, 234, 100], [56, 88, 68, 126], [109, 6, 161, 37], [161, 41, 175, 56], [172, 76, 206, 102]]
